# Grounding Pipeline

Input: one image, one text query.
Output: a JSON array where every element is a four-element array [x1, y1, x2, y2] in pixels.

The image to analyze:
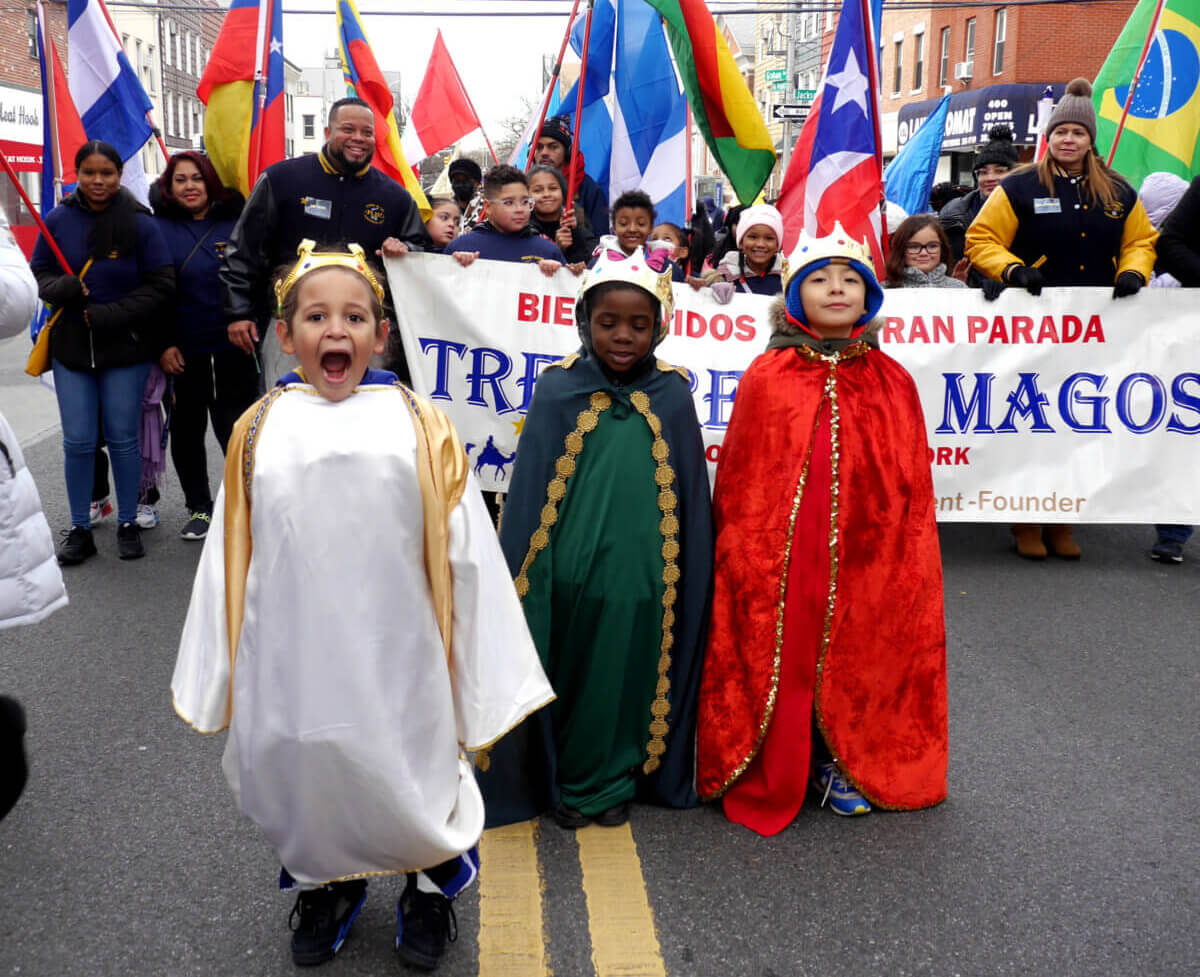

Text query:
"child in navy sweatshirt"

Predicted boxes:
[[445, 165, 565, 274]]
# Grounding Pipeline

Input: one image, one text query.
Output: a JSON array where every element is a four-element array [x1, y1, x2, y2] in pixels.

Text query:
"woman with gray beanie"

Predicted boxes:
[[965, 78, 1158, 561]]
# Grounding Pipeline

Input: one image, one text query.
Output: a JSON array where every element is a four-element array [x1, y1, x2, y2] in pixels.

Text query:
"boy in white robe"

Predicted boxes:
[[172, 240, 553, 970]]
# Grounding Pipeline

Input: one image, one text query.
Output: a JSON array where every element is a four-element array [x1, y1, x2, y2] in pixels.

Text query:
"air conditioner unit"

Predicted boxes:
[[953, 61, 973, 81]]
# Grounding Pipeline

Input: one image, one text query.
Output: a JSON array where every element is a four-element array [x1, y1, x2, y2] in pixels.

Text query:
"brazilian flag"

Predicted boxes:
[[1095, 0, 1200, 189]]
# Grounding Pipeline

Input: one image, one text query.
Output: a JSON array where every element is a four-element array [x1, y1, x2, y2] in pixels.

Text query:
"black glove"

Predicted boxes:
[[39, 274, 86, 308], [980, 278, 1007, 302], [1113, 271, 1144, 299], [1005, 265, 1045, 295]]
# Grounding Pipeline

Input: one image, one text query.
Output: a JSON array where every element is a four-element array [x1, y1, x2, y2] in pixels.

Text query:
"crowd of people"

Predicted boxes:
[[1, 76, 1194, 971]]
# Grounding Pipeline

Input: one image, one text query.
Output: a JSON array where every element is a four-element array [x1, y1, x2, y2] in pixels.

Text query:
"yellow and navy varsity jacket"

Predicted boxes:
[[965, 163, 1157, 287]]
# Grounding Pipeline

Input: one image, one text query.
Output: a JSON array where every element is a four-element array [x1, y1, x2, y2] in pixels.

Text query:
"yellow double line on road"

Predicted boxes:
[[477, 821, 667, 977]]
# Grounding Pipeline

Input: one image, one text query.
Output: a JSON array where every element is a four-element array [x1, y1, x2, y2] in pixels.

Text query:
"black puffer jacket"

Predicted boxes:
[[31, 189, 174, 371]]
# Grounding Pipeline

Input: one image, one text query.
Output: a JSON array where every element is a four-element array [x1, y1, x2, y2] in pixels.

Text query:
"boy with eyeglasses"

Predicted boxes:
[[445, 165, 566, 275]]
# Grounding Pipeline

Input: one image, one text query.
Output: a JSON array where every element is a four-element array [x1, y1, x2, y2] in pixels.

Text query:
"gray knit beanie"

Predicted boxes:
[[1046, 78, 1097, 144]]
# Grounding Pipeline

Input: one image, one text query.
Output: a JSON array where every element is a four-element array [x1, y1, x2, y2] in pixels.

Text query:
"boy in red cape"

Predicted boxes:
[[697, 224, 948, 835]]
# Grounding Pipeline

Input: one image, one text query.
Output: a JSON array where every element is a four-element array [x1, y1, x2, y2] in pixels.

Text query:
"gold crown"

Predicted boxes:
[[274, 239, 386, 313], [783, 222, 874, 290], [578, 244, 675, 341]]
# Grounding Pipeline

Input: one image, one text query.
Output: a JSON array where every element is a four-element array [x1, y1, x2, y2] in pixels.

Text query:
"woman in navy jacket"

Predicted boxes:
[[153, 151, 252, 541], [31, 141, 174, 564]]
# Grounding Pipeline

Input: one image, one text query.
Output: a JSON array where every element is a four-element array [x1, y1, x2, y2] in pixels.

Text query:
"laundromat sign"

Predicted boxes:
[[897, 83, 1064, 150]]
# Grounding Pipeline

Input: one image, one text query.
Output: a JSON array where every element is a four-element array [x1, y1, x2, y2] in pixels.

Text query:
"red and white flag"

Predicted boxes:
[[400, 31, 486, 164]]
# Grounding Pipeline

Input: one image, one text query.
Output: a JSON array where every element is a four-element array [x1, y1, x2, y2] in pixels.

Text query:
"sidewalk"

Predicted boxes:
[[0, 333, 60, 447]]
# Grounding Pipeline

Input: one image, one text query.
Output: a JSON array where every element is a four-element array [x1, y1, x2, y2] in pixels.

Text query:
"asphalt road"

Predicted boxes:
[[1, 420, 1197, 977]]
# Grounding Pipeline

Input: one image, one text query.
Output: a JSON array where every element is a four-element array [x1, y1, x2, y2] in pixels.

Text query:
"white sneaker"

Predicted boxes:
[[136, 503, 159, 529], [89, 497, 114, 523]]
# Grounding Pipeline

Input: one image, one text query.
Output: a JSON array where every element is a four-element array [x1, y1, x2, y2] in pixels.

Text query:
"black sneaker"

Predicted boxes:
[[551, 801, 591, 830], [593, 801, 631, 827], [396, 876, 457, 971], [116, 522, 144, 560], [289, 879, 368, 967], [57, 526, 97, 566], [1151, 538, 1185, 564], [180, 510, 212, 540]]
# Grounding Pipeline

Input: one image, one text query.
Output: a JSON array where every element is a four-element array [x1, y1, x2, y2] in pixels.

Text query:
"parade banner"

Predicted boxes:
[[388, 253, 1200, 523]]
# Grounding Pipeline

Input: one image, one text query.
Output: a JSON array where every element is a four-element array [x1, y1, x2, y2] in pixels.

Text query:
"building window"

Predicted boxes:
[[147, 46, 156, 92], [825, 10, 833, 32], [175, 33, 182, 69], [192, 101, 200, 142], [913, 31, 924, 91], [892, 40, 903, 95], [965, 18, 976, 74], [27, 11, 37, 59], [938, 27, 951, 87], [185, 32, 192, 75], [993, 9, 1007, 74], [303, 114, 315, 139]]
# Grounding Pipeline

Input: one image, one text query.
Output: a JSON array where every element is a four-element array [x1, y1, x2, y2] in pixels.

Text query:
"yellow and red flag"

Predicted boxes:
[[197, 0, 285, 195], [337, 0, 430, 219]]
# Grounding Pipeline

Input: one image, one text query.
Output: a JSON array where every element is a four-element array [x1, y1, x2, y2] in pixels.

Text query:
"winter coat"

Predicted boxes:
[[938, 189, 984, 263], [0, 205, 67, 631], [444, 222, 566, 264], [965, 164, 1157, 287], [30, 190, 175, 371], [893, 264, 967, 289], [1153, 175, 1200, 286], [221, 149, 431, 324], [155, 192, 245, 355], [530, 210, 597, 265]]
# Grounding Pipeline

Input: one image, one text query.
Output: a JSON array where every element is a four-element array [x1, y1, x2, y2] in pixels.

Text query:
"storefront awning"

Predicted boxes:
[[897, 83, 1064, 152]]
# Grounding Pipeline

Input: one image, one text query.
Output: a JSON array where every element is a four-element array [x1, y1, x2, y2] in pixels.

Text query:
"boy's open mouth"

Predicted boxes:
[[320, 351, 351, 382]]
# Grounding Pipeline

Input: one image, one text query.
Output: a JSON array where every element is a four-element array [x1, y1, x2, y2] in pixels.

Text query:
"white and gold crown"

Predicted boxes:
[[578, 244, 675, 340], [783, 222, 874, 290]]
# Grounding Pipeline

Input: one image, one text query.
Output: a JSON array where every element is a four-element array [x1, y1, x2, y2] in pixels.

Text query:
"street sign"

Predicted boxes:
[[795, 88, 817, 104], [764, 68, 788, 82], [771, 81, 788, 92], [773, 104, 809, 122]]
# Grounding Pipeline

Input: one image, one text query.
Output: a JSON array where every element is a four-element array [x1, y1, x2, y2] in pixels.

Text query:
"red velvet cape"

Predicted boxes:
[[696, 343, 948, 817]]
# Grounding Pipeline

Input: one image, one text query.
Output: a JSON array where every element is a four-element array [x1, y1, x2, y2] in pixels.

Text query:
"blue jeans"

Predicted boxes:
[[52, 359, 150, 527], [1155, 525, 1194, 544]]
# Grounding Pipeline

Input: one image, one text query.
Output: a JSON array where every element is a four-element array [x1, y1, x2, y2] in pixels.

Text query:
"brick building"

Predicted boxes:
[[1, 0, 69, 250], [158, 0, 223, 155], [877, 1, 1137, 184]]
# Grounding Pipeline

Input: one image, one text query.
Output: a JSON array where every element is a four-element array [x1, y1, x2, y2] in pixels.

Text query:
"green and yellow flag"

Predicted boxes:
[[1094, 0, 1200, 188]]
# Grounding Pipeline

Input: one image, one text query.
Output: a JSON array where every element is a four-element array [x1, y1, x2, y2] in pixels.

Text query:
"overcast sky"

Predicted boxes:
[[281, 1, 574, 153]]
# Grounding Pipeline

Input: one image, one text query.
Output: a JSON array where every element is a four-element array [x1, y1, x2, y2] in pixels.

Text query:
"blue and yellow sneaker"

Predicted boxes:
[[812, 761, 871, 816]]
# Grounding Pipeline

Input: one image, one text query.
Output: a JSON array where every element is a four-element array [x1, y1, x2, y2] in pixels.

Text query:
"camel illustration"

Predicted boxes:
[[473, 436, 517, 481]]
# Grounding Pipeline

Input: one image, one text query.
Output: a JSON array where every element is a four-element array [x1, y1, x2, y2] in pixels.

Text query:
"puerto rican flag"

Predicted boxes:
[[777, 0, 886, 274]]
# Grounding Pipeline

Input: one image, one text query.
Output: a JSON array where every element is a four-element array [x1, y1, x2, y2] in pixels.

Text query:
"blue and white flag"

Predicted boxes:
[[609, 0, 687, 225], [884, 94, 951, 216], [560, 0, 688, 225], [67, 0, 155, 202]]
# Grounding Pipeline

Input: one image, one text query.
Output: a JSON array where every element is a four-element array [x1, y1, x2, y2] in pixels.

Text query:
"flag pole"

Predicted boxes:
[[526, 0, 584, 171], [566, 0, 595, 213], [94, 0, 169, 162], [1107, 0, 1168, 166], [37, 2, 64, 204], [685, 99, 694, 220], [0, 149, 73, 273], [859, 0, 888, 259], [248, 0, 273, 185]]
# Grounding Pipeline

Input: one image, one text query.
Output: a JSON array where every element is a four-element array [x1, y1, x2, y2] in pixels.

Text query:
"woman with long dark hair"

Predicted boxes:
[[153, 151, 251, 540], [31, 141, 174, 564], [967, 79, 1157, 560]]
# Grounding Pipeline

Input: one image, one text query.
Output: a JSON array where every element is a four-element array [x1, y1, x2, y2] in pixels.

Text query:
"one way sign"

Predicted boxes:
[[773, 104, 809, 122]]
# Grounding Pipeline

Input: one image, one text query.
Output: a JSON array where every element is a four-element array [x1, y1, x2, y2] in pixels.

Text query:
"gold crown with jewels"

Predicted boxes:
[[274, 238, 386, 313], [578, 243, 675, 340], [783, 222, 875, 289]]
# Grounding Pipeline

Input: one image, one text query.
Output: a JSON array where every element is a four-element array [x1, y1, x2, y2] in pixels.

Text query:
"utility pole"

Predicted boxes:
[[781, 10, 796, 174]]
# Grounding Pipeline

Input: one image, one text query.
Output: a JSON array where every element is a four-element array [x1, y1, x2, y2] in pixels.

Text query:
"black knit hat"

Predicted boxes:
[[448, 158, 482, 182], [974, 125, 1019, 172], [540, 115, 573, 154]]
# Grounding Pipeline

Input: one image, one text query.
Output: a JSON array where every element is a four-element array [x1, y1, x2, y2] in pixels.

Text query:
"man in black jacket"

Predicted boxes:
[[221, 97, 430, 376]]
